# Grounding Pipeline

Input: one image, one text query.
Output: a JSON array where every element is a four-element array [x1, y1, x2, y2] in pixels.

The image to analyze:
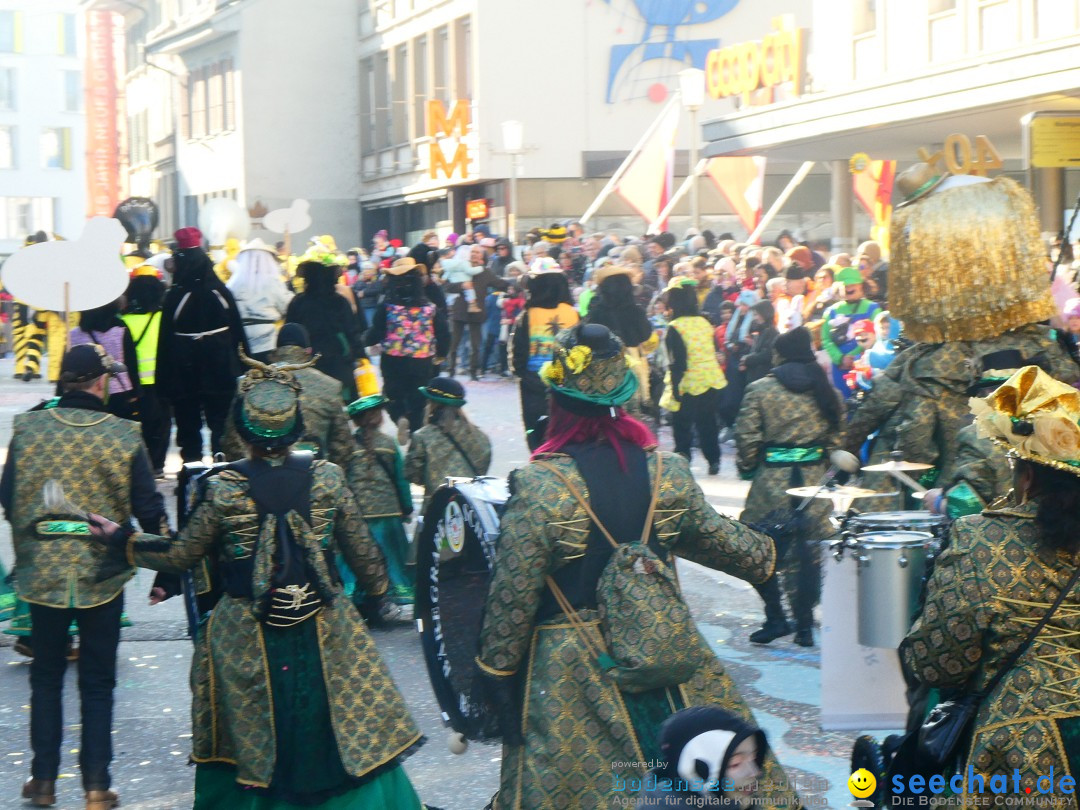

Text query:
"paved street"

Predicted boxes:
[[0, 362, 871, 809]]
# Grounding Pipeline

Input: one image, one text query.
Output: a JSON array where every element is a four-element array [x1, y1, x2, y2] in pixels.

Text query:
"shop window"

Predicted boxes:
[[1035, 0, 1079, 37], [41, 127, 72, 170], [0, 126, 15, 169], [978, 0, 1017, 51]]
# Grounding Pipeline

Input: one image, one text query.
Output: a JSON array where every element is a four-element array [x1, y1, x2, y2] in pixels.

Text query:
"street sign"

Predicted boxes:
[[1024, 112, 1080, 168]]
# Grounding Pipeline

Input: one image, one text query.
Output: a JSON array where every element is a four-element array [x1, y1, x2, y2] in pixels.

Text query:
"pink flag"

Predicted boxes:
[[704, 156, 767, 236], [615, 103, 680, 228]]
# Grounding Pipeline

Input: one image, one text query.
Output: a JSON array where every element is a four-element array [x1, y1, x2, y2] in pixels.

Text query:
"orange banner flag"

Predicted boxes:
[[704, 156, 767, 236]]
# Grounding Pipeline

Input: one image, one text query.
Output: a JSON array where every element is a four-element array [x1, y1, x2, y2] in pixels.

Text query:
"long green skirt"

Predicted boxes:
[[337, 517, 414, 606], [192, 619, 423, 809]]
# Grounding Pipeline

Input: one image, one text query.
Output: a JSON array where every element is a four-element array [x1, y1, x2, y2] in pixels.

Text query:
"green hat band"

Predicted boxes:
[[420, 388, 465, 407], [550, 368, 639, 408], [347, 394, 388, 416], [240, 407, 298, 439]]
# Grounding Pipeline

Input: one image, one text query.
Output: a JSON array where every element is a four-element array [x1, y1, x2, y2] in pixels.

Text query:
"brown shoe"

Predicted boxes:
[[85, 789, 119, 810], [21, 778, 56, 807], [13, 639, 33, 658]]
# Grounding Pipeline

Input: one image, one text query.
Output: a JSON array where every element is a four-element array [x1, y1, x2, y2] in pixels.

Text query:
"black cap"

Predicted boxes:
[[276, 322, 311, 349], [59, 344, 126, 384], [774, 326, 815, 363], [419, 376, 466, 407]]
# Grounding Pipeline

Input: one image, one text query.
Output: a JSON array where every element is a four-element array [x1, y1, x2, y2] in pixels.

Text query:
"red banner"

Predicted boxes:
[[84, 11, 119, 217]]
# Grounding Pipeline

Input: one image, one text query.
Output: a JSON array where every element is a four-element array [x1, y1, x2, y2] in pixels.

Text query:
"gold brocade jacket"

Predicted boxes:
[[124, 460, 421, 788], [938, 424, 1012, 517], [221, 347, 354, 466], [9, 407, 151, 608], [345, 430, 412, 519], [734, 373, 838, 540], [844, 326, 1078, 483], [404, 419, 492, 512], [477, 451, 796, 810], [902, 499, 1080, 803]]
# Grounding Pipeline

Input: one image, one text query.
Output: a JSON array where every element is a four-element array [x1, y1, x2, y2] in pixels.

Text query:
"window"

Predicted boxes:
[[208, 63, 224, 134], [62, 71, 80, 112], [222, 58, 235, 130], [929, 0, 960, 62], [0, 68, 14, 111], [360, 57, 375, 156], [0, 11, 21, 53], [125, 17, 147, 70], [433, 25, 449, 102], [127, 111, 148, 165], [979, 0, 1017, 50], [0, 197, 56, 240], [1036, 0, 1078, 37], [58, 13, 77, 56], [392, 45, 407, 144], [189, 67, 207, 138], [0, 126, 14, 169], [853, 0, 877, 35], [375, 52, 390, 149], [454, 16, 470, 101], [41, 128, 71, 169], [412, 35, 427, 140]]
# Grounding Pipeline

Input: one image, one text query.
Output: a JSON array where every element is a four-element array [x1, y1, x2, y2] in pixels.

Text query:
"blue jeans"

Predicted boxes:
[[30, 594, 123, 790]]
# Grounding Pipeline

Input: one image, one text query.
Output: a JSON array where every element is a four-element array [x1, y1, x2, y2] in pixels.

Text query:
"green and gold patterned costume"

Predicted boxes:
[[735, 373, 837, 624], [844, 326, 1078, 484], [221, 345, 354, 465], [404, 417, 492, 512], [8, 407, 159, 609], [938, 423, 1011, 518], [345, 429, 414, 605], [121, 460, 423, 801], [477, 451, 798, 810], [901, 498, 1080, 803]]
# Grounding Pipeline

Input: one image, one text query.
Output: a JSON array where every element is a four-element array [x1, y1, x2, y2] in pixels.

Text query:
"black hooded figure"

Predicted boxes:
[[510, 270, 579, 450], [363, 265, 449, 438], [123, 274, 171, 474], [286, 261, 368, 403], [157, 230, 250, 463]]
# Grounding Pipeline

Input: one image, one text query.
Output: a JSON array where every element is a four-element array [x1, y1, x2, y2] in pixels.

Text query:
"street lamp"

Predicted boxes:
[[678, 67, 706, 233], [501, 120, 524, 244]]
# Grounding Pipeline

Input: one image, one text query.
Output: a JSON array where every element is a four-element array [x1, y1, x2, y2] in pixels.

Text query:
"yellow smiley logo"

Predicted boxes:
[[848, 768, 877, 799]]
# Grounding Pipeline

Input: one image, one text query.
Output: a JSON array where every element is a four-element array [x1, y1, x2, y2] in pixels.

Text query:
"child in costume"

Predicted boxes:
[[344, 394, 415, 606], [639, 706, 768, 808]]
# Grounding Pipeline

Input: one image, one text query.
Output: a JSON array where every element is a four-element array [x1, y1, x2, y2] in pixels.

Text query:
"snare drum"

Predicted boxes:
[[415, 477, 509, 741], [852, 530, 933, 648], [844, 510, 948, 543]]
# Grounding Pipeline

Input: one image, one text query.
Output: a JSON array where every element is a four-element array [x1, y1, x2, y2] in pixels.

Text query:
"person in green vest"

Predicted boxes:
[[658, 280, 727, 475], [820, 266, 880, 398], [122, 272, 170, 475]]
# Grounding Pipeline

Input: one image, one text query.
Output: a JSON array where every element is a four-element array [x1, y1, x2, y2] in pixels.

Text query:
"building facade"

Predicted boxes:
[[0, 0, 86, 256], [85, 0, 362, 247], [702, 0, 1080, 250]]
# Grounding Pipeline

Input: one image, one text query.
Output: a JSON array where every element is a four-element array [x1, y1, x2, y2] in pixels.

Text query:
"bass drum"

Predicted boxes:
[[415, 477, 509, 741]]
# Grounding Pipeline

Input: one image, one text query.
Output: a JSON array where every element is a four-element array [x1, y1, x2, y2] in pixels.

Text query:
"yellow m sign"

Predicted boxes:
[[427, 100, 471, 181]]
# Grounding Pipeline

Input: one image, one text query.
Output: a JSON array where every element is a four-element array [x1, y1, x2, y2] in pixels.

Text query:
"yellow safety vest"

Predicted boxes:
[[120, 311, 160, 386]]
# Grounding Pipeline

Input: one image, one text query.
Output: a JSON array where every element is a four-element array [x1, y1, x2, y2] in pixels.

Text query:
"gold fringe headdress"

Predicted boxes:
[[890, 165, 1055, 343]]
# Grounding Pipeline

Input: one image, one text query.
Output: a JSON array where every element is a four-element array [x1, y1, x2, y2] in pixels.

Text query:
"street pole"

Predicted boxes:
[[509, 153, 521, 245], [689, 106, 700, 233]]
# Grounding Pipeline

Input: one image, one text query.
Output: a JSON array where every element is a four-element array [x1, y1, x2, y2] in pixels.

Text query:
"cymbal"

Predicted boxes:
[[785, 485, 882, 499], [861, 459, 934, 472]]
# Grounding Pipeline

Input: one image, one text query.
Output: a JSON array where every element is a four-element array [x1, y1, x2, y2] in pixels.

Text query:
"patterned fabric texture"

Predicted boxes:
[[126, 460, 420, 788], [477, 452, 797, 810], [221, 346, 354, 466], [404, 419, 492, 512], [382, 303, 436, 358], [843, 326, 1079, 484], [901, 499, 1080, 803], [667, 316, 726, 397], [941, 423, 1012, 517], [346, 431, 411, 519], [9, 408, 150, 608], [524, 304, 580, 372]]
